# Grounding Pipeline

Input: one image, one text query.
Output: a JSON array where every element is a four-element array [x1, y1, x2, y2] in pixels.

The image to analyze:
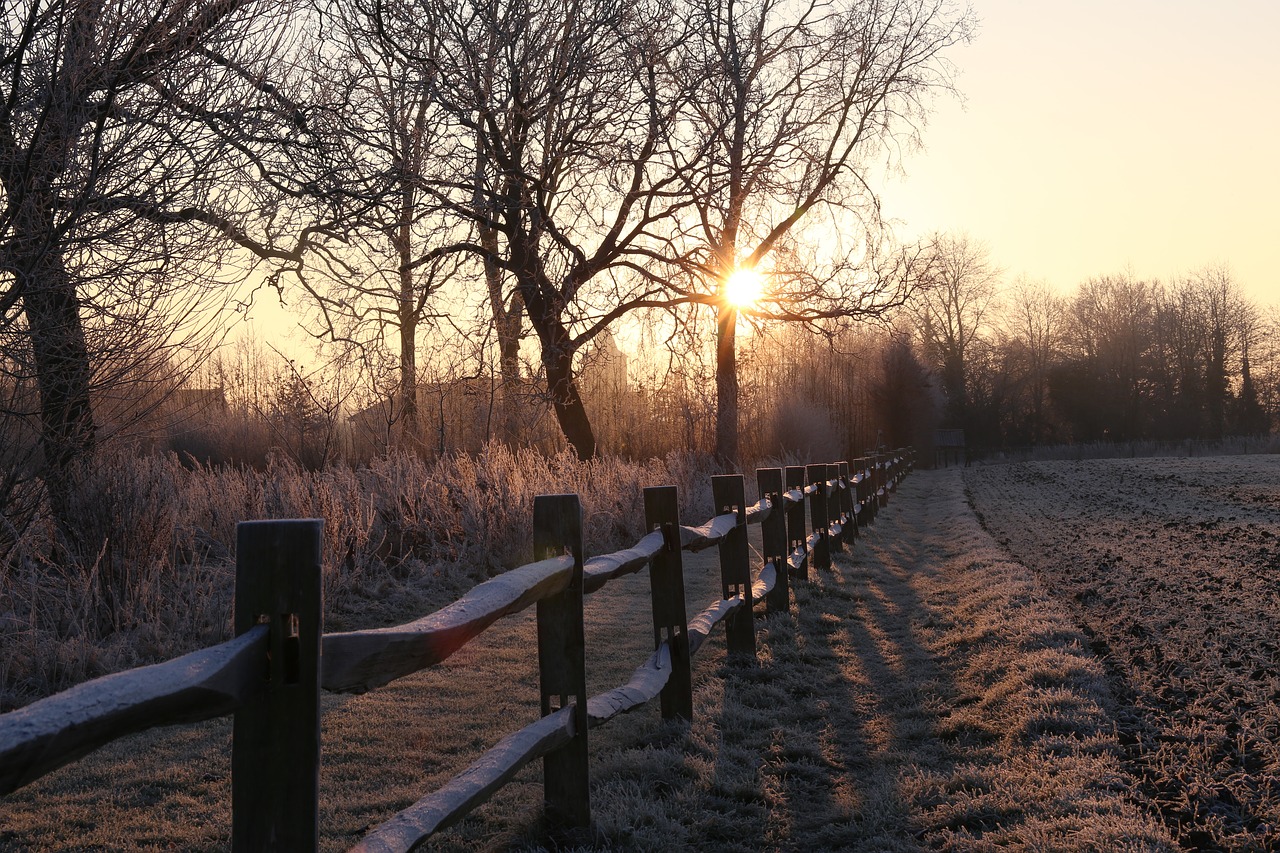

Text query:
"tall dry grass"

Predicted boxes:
[[0, 444, 720, 710]]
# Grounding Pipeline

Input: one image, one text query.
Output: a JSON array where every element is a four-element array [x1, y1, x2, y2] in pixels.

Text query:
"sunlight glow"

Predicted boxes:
[[724, 267, 765, 309]]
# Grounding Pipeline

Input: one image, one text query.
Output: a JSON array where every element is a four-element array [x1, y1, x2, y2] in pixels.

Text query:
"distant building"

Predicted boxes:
[[348, 375, 516, 456]]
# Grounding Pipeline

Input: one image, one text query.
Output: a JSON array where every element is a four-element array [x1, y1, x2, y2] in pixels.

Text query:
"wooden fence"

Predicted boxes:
[[0, 449, 914, 851]]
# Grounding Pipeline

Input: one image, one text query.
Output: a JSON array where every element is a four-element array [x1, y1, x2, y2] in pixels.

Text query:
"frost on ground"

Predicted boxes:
[[966, 455, 1280, 850], [0, 468, 1174, 851], [541, 468, 1171, 852]]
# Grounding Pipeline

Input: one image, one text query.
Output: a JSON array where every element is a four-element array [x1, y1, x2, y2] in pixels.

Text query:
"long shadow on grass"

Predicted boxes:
[[679, 543, 971, 852]]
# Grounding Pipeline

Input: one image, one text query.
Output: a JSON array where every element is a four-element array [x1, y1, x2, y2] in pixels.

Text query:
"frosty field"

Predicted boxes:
[[965, 455, 1280, 850], [4, 455, 1277, 850]]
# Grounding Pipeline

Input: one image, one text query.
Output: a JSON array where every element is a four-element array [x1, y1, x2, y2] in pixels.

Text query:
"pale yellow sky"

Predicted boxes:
[[878, 0, 1280, 305]]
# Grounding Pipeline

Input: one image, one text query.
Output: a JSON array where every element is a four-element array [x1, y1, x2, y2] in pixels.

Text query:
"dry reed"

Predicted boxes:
[[0, 444, 719, 709]]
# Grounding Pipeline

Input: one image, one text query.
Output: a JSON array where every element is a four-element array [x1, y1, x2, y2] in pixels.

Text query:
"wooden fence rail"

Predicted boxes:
[[0, 448, 916, 851]]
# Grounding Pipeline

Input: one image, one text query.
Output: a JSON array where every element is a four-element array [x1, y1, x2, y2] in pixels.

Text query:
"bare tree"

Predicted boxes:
[[362, 0, 697, 460], [1235, 314, 1268, 436], [1191, 265, 1255, 439], [1246, 305, 1280, 433], [1057, 273, 1159, 441], [0, 0, 327, 537], [909, 232, 998, 431], [1152, 276, 1209, 437], [290, 0, 477, 451], [656, 0, 973, 460], [999, 275, 1062, 443]]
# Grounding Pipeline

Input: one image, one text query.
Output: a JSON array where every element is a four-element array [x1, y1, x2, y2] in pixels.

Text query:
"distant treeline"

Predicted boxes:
[[6, 253, 1263, 478], [87, 250, 1268, 469], [908, 240, 1275, 450], [137, 322, 929, 469]]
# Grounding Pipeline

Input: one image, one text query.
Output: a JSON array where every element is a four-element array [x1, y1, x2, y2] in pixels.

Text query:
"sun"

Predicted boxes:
[[724, 267, 765, 308]]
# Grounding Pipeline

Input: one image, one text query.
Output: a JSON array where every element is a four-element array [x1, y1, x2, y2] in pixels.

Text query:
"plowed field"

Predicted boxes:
[[965, 456, 1280, 850]]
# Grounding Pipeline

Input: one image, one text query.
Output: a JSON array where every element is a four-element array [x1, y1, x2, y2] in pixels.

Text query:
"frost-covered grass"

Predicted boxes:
[[0, 467, 1175, 851], [966, 455, 1280, 849], [0, 445, 718, 709]]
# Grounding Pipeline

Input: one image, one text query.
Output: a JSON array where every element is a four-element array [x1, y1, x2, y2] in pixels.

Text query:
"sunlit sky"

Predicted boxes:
[[876, 0, 1280, 306]]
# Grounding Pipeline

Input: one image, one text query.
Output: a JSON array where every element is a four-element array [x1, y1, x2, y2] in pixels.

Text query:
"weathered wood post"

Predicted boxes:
[[851, 460, 861, 525], [851, 457, 863, 527], [233, 519, 323, 853], [533, 494, 589, 830], [839, 461, 855, 543], [826, 463, 844, 552], [806, 463, 830, 572], [643, 486, 692, 722], [877, 453, 889, 508], [785, 466, 808, 583], [828, 463, 839, 550], [860, 455, 870, 522], [863, 456, 878, 525], [756, 468, 788, 614], [712, 474, 755, 661]]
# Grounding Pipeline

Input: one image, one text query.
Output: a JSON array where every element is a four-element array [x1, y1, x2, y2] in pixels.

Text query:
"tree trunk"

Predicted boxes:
[[3, 10, 99, 542], [524, 294, 595, 459], [544, 341, 596, 461], [481, 226, 524, 446], [510, 238, 594, 459], [715, 304, 739, 462], [942, 354, 967, 427], [497, 328, 522, 443], [397, 292, 419, 450], [1207, 330, 1227, 440], [19, 246, 97, 537]]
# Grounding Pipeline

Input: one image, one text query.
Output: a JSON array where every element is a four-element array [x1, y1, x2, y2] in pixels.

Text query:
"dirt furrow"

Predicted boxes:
[[966, 457, 1280, 850]]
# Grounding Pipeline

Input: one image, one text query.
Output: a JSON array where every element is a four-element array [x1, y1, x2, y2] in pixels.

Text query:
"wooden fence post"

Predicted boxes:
[[756, 468, 788, 614], [233, 519, 323, 853], [643, 486, 692, 722], [826, 463, 844, 552], [849, 455, 860, 527], [871, 456, 880, 518], [711, 474, 755, 661], [806, 463, 830, 572], [865, 455, 875, 522], [838, 461, 855, 544], [785, 466, 808, 584], [878, 453, 889, 508], [533, 494, 589, 831]]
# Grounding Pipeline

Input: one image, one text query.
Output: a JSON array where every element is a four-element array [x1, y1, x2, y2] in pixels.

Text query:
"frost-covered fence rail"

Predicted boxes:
[[0, 449, 914, 852]]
